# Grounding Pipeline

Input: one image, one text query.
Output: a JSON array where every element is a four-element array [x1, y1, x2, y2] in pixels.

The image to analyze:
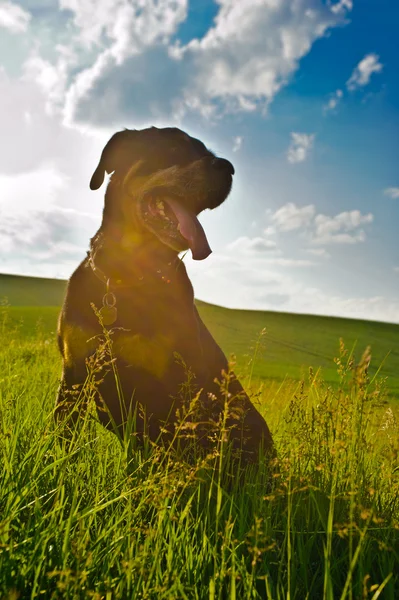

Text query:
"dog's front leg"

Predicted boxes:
[[193, 306, 274, 458], [55, 318, 98, 437]]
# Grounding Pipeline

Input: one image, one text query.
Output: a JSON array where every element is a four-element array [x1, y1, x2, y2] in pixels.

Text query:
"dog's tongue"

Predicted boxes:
[[164, 197, 212, 261]]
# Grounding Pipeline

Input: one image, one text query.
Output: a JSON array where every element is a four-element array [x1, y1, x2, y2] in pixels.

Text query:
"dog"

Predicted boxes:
[[56, 126, 273, 460]]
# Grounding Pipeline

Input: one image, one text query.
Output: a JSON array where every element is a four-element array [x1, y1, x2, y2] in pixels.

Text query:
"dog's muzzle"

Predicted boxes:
[[137, 191, 212, 261], [122, 158, 234, 260]]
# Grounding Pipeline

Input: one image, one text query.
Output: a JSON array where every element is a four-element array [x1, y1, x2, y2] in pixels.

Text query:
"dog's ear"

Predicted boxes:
[[90, 130, 131, 190], [90, 162, 106, 191]]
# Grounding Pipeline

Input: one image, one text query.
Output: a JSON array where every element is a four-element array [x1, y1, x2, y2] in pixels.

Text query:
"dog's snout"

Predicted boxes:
[[211, 158, 235, 176]]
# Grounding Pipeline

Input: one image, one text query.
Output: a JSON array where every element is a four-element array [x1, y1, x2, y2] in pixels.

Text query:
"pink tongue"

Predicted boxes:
[[164, 197, 212, 261]]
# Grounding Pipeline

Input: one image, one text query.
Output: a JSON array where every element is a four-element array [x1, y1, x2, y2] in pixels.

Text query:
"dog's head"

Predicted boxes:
[[90, 127, 234, 260]]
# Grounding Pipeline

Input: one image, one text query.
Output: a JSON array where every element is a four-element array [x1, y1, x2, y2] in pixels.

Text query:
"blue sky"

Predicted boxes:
[[0, 0, 398, 322]]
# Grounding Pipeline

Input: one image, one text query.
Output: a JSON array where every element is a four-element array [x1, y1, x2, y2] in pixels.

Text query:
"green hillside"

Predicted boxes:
[[1, 273, 398, 398], [195, 301, 399, 399], [0, 273, 67, 306]]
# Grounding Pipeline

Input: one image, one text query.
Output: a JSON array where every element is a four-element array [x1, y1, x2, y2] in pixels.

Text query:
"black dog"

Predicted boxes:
[[56, 127, 273, 459]]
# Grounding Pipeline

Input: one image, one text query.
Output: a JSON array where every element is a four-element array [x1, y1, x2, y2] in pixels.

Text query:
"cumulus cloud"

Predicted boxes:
[[312, 210, 373, 245], [263, 257, 315, 267], [306, 247, 330, 258], [323, 88, 343, 114], [384, 187, 399, 199], [306, 294, 399, 324], [258, 293, 290, 306], [0, 1, 30, 33], [187, 253, 399, 323], [232, 136, 243, 152], [227, 236, 277, 254], [174, 0, 345, 113], [266, 203, 373, 246], [329, 0, 353, 14], [23, 0, 352, 126], [324, 52, 383, 114], [0, 85, 102, 277], [347, 54, 383, 91], [60, 0, 188, 58], [0, 168, 97, 277], [271, 202, 315, 231], [287, 132, 315, 164], [0, 166, 67, 213], [324, 52, 383, 116], [224, 228, 324, 268], [264, 226, 276, 236], [0, 164, 97, 259], [0, 68, 102, 178], [0, 203, 92, 260], [23, 45, 77, 114], [60, 0, 188, 124], [226, 235, 319, 268]]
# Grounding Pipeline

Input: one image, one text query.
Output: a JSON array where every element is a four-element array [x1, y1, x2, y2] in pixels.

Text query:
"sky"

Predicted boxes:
[[0, 0, 398, 323]]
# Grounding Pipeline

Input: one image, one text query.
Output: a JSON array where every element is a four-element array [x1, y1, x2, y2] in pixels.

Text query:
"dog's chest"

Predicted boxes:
[[108, 283, 202, 378]]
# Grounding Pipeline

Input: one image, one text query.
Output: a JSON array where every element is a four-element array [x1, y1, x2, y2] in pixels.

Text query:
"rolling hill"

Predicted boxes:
[[1, 272, 398, 398], [0, 273, 67, 306]]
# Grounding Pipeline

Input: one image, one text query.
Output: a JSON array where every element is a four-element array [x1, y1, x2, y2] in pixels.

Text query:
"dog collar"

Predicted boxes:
[[88, 252, 176, 289], [88, 251, 179, 327]]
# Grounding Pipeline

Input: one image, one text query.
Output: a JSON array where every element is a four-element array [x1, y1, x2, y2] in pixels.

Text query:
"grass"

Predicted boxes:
[[0, 273, 66, 307], [1, 302, 399, 598], [195, 301, 399, 400]]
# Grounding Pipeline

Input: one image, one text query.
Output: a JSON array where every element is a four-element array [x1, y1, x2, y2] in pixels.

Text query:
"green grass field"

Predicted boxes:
[[0, 273, 67, 306], [1, 274, 399, 598]]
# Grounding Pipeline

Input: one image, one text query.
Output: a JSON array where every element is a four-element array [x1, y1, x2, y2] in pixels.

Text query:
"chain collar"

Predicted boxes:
[[88, 251, 177, 290]]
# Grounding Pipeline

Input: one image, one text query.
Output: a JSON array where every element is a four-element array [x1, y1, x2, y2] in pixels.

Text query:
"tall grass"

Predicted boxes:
[[0, 308, 398, 599]]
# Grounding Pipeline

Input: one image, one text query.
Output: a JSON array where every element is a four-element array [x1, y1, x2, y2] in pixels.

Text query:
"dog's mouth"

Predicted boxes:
[[138, 193, 212, 261]]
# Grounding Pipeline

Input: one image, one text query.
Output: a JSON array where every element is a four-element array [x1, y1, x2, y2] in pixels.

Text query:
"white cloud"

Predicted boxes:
[[323, 88, 343, 113], [0, 164, 97, 261], [0, 203, 92, 257], [324, 53, 382, 115], [60, 0, 188, 58], [347, 54, 383, 91], [226, 236, 318, 267], [29, 240, 87, 261], [24, 0, 351, 126], [266, 203, 373, 246], [306, 247, 330, 258], [312, 210, 373, 245], [329, 0, 353, 14], [174, 0, 350, 117], [188, 253, 399, 323], [227, 236, 277, 254], [232, 136, 243, 152], [23, 45, 77, 114], [262, 257, 315, 267], [271, 202, 315, 231], [0, 72, 103, 275], [287, 132, 315, 164], [60, 0, 188, 123], [0, 166, 67, 212], [0, 1, 30, 33], [0, 259, 79, 280], [264, 226, 276, 236], [307, 294, 399, 324], [384, 187, 399, 199], [0, 68, 101, 178]]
